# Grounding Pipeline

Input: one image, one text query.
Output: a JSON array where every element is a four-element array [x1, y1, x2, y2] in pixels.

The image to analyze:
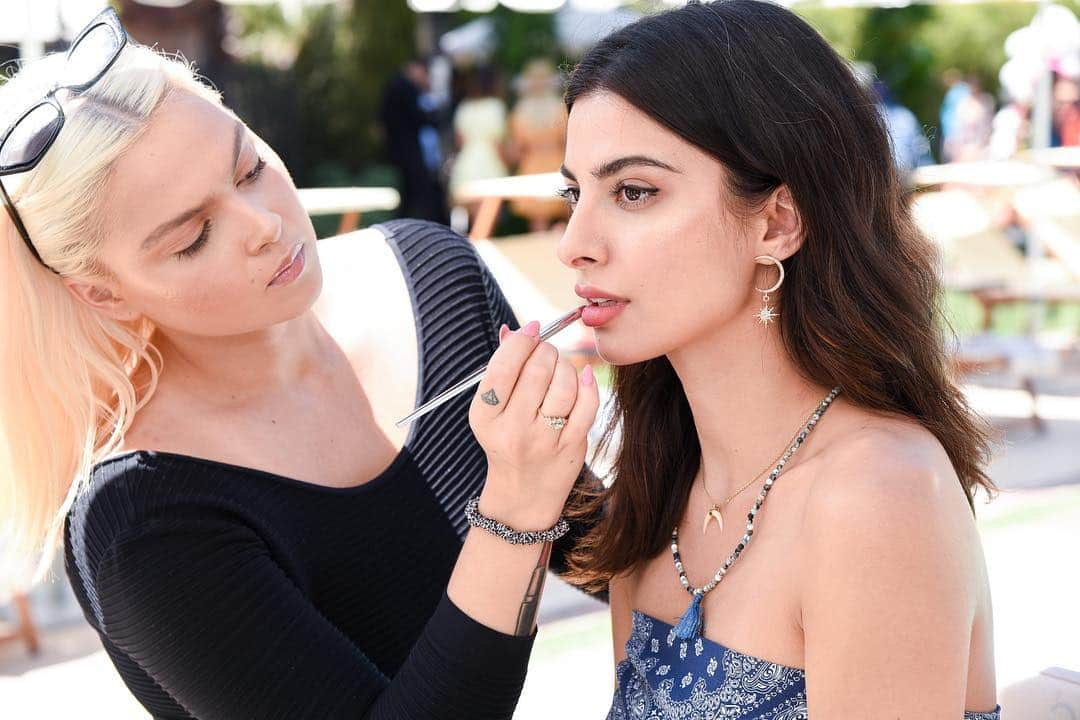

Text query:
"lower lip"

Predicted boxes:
[[581, 301, 627, 328], [269, 245, 305, 287]]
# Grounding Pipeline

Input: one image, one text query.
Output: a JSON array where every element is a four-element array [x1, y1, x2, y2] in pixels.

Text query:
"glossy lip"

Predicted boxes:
[[574, 283, 630, 304], [268, 241, 303, 287]]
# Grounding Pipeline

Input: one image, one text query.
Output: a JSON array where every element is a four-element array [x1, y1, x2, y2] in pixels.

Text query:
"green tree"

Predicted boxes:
[[293, 0, 417, 180]]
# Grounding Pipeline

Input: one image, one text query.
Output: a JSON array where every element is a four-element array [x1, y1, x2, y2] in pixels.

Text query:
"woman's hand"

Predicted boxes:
[[469, 320, 600, 531]]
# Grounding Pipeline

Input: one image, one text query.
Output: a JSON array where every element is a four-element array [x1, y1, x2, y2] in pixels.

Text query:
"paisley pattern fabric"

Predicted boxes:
[[608, 611, 1001, 720]]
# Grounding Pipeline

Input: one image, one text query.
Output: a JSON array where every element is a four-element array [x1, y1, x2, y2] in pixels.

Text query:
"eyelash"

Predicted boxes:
[[555, 186, 579, 207], [555, 183, 659, 211], [244, 157, 267, 184], [177, 220, 212, 259], [175, 156, 266, 260]]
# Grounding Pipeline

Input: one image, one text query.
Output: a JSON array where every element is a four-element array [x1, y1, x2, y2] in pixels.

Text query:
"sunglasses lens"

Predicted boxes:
[[60, 22, 123, 90], [0, 104, 62, 172]]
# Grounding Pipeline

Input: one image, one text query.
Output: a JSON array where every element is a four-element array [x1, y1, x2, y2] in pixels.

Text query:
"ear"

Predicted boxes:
[[64, 277, 141, 323], [759, 185, 804, 261]]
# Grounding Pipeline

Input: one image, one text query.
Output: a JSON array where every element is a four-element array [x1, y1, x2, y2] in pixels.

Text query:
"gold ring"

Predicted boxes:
[[542, 415, 568, 430]]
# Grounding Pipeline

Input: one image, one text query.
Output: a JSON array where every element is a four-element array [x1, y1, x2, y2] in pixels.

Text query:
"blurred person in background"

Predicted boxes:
[[549, 2, 1000, 717], [380, 57, 450, 223], [0, 10, 601, 719], [1052, 73, 1080, 146], [509, 59, 570, 233], [947, 75, 995, 162], [854, 64, 932, 181], [874, 78, 934, 180], [448, 65, 509, 201], [989, 93, 1030, 160], [940, 68, 970, 162]]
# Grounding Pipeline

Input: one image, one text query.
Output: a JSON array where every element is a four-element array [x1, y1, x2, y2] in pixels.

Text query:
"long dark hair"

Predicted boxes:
[[563, 0, 996, 592]]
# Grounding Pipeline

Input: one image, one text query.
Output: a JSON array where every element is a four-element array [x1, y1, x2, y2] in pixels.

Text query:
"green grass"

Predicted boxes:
[[978, 488, 1080, 533], [592, 362, 613, 391], [532, 610, 611, 660], [943, 292, 1080, 338]]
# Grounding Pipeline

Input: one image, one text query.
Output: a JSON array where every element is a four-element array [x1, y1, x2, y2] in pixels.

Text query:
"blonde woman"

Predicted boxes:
[[0, 10, 599, 719]]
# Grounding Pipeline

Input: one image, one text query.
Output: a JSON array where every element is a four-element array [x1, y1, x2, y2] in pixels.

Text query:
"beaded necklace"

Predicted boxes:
[[670, 386, 841, 640]]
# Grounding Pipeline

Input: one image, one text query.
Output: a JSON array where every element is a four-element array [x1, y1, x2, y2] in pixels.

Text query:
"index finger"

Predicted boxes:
[[471, 321, 541, 415]]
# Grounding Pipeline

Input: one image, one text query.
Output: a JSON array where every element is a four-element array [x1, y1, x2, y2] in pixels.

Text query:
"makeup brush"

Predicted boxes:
[[395, 306, 585, 427]]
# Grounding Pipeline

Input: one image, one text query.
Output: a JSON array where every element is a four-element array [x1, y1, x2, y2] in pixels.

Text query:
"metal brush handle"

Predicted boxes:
[[394, 306, 585, 428]]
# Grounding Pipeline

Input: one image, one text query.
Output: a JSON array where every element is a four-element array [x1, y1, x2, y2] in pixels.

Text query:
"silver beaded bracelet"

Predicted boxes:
[[464, 497, 570, 545]]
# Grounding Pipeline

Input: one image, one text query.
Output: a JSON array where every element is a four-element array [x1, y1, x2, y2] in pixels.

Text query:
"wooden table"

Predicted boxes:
[[974, 285, 1080, 330], [1022, 146, 1080, 171], [297, 186, 401, 235], [454, 172, 565, 240]]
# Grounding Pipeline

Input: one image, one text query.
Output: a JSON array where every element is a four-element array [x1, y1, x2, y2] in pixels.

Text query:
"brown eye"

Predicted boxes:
[[614, 184, 658, 207]]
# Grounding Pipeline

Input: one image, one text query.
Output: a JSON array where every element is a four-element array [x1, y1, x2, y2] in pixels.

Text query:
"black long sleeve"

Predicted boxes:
[[65, 220, 558, 720], [95, 510, 532, 720]]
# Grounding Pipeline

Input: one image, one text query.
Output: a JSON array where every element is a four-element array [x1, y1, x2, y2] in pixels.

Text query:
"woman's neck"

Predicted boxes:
[[151, 311, 336, 409], [667, 323, 831, 498]]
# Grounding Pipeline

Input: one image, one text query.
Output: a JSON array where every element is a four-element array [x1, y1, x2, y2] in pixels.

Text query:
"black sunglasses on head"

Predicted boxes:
[[0, 7, 128, 273]]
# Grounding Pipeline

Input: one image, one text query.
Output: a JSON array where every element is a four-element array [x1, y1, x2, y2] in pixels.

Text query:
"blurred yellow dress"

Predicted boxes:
[[449, 97, 508, 199]]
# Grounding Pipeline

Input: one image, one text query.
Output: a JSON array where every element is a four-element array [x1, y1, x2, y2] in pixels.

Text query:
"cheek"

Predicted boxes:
[[651, 210, 742, 304], [135, 267, 259, 328], [598, 214, 748, 365]]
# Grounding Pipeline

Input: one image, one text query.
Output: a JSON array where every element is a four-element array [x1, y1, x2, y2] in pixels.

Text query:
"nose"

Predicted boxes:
[[240, 198, 283, 256], [556, 202, 608, 270]]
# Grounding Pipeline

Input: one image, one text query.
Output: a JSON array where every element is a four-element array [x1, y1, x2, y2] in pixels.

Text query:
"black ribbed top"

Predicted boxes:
[[64, 220, 575, 720]]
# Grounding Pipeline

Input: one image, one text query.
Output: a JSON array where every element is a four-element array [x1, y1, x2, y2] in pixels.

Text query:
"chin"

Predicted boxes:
[[289, 263, 324, 316], [593, 330, 669, 367]]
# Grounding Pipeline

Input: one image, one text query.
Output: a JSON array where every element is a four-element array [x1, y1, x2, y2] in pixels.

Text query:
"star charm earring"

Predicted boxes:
[[756, 297, 779, 325], [753, 255, 784, 327]]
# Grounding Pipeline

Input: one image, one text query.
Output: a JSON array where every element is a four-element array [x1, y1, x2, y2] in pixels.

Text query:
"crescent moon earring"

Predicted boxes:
[[753, 255, 784, 326]]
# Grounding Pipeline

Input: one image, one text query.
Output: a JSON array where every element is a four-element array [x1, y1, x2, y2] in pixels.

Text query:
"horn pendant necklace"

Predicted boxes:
[[672, 387, 841, 641]]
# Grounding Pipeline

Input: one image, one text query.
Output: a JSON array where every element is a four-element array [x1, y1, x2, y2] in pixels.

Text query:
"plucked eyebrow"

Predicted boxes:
[[140, 119, 245, 252], [560, 155, 682, 182]]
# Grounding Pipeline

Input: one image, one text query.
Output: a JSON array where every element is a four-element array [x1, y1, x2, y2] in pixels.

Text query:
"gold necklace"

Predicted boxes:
[[699, 403, 820, 535]]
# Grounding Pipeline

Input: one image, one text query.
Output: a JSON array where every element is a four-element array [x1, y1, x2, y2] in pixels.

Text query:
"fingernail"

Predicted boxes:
[[522, 320, 541, 338], [499, 324, 509, 343], [582, 365, 595, 387]]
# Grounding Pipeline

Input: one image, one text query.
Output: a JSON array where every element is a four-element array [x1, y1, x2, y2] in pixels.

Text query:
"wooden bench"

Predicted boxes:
[[297, 186, 401, 235]]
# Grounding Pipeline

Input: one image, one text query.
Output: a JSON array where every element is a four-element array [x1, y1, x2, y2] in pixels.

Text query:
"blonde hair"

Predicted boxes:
[[0, 43, 222, 587]]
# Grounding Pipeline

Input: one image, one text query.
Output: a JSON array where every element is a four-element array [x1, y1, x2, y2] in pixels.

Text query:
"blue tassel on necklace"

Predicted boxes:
[[674, 591, 704, 640]]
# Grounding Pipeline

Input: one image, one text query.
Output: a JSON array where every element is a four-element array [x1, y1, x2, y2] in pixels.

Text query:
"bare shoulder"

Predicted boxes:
[[795, 405, 994, 712], [112, 379, 208, 459], [796, 404, 984, 603], [312, 229, 415, 350], [316, 228, 388, 260], [315, 228, 397, 289], [803, 408, 971, 531]]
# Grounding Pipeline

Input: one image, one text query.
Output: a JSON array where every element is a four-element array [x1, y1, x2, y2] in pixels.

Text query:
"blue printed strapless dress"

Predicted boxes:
[[608, 610, 1002, 720]]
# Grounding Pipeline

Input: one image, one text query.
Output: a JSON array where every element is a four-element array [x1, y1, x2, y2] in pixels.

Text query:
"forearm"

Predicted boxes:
[[447, 479, 561, 636]]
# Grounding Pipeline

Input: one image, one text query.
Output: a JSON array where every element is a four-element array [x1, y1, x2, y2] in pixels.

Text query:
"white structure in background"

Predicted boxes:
[[999, 3, 1080, 148], [438, 17, 498, 63], [554, 4, 639, 55], [409, 0, 642, 12], [1000, 4, 1080, 103], [437, 3, 640, 61]]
